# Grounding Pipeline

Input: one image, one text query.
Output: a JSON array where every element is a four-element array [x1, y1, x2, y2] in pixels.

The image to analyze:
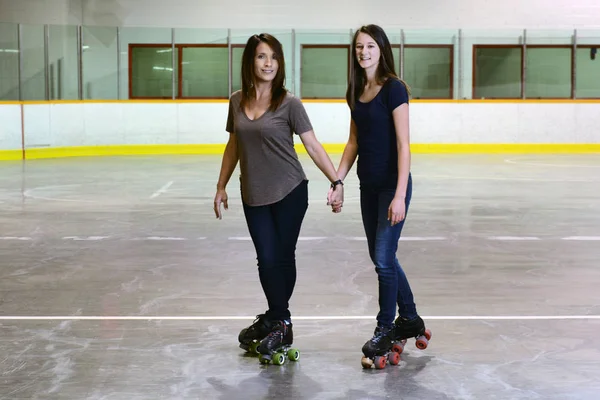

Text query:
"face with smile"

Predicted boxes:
[[254, 42, 279, 83], [355, 32, 381, 72]]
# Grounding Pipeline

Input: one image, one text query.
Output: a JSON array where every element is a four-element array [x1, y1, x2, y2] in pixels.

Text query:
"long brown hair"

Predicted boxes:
[[346, 24, 411, 110], [240, 33, 287, 112]]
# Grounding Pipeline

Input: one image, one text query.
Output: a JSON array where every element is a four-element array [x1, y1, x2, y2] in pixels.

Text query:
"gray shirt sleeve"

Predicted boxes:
[[287, 96, 313, 135]]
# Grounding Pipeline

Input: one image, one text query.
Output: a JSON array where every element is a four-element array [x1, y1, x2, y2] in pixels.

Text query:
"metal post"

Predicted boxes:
[[400, 29, 405, 80], [291, 29, 296, 95], [116, 27, 121, 100], [17, 24, 23, 101], [522, 29, 527, 99], [44, 24, 50, 100], [573, 29, 577, 99], [77, 25, 83, 100], [171, 28, 176, 100], [457, 29, 462, 99], [227, 28, 232, 97]]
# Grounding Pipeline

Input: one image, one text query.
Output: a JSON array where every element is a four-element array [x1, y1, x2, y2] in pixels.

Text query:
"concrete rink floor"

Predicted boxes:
[[0, 153, 599, 399]]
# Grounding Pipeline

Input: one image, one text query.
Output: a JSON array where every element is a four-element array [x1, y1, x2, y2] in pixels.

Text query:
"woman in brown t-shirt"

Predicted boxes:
[[213, 33, 343, 363]]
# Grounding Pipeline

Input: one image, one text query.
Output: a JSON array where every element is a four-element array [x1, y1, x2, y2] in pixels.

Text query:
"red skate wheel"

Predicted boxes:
[[392, 342, 404, 354], [374, 356, 387, 369], [388, 351, 400, 366], [415, 337, 428, 350], [424, 328, 432, 341]]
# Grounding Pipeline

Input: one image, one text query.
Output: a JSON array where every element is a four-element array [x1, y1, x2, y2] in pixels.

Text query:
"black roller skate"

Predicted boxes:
[[238, 314, 274, 355], [360, 325, 401, 369], [257, 320, 300, 366], [390, 315, 432, 354]]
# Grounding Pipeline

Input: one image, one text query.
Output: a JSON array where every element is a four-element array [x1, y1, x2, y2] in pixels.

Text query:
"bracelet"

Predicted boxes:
[[330, 179, 343, 189]]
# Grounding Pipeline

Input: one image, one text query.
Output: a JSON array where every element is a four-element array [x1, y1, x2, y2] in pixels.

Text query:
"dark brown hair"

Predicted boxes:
[[240, 33, 287, 111], [346, 24, 411, 110]]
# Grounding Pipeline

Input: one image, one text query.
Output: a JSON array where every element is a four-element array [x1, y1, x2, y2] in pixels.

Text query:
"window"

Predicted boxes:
[[575, 46, 600, 98], [474, 45, 523, 99], [230, 44, 244, 94], [525, 46, 572, 99], [129, 44, 228, 99], [474, 45, 578, 99], [395, 45, 453, 99], [301, 45, 349, 99], [179, 45, 228, 98]]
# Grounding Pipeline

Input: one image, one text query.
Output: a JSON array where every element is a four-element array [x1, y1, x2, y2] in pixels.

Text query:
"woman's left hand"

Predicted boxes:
[[388, 197, 406, 226]]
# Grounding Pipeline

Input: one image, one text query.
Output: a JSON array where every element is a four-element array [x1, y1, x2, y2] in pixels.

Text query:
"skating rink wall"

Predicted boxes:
[[0, 100, 599, 160]]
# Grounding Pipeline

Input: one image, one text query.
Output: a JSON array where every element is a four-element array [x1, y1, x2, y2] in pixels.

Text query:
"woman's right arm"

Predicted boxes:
[[214, 133, 239, 219], [336, 118, 358, 181]]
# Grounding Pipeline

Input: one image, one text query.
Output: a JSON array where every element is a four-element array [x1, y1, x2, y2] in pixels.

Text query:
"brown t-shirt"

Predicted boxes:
[[226, 90, 313, 206]]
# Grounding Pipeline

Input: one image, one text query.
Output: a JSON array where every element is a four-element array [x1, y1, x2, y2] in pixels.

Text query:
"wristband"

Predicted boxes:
[[330, 179, 343, 189]]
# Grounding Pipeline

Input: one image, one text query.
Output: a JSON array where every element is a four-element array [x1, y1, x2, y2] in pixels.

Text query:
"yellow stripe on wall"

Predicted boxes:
[[0, 150, 23, 161], [0, 143, 595, 161]]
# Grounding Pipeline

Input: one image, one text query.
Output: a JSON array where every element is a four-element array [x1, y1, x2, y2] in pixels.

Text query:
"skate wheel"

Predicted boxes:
[[415, 336, 429, 350], [259, 354, 270, 364], [388, 351, 400, 366], [392, 342, 404, 354], [249, 341, 260, 354], [361, 356, 373, 369], [374, 356, 386, 369], [287, 348, 300, 362], [272, 352, 286, 366], [424, 328, 432, 341]]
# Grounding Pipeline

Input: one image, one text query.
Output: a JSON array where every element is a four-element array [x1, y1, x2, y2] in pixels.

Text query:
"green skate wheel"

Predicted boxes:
[[259, 354, 270, 364], [287, 348, 300, 362], [272, 353, 285, 365], [249, 341, 260, 354]]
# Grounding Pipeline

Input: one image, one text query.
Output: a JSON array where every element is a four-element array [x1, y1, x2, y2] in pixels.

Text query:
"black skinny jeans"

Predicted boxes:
[[242, 180, 308, 321]]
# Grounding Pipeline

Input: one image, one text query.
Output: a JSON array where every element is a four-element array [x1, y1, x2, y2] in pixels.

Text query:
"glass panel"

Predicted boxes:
[[301, 46, 348, 99], [404, 47, 452, 99], [525, 47, 571, 98], [181, 46, 228, 98], [0, 23, 19, 101], [576, 46, 600, 98], [119, 27, 173, 99], [48, 25, 79, 100], [130, 45, 177, 98], [82, 26, 118, 100], [474, 46, 522, 99], [20, 24, 46, 101]]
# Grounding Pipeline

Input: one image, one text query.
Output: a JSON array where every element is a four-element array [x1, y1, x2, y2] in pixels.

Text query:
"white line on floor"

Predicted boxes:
[[0, 237, 32, 240], [562, 236, 600, 241], [63, 236, 111, 241], [150, 181, 174, 199], [487, 236, 541, 241], [0, 315, 598, 321]]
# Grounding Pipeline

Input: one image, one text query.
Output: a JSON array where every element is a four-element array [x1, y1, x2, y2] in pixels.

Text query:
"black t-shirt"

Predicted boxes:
[[351, 78, 409, 189]]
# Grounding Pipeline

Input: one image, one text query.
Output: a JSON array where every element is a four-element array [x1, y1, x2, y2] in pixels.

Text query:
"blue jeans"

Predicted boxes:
[[360, 174, 416, 327], [242, 180, 309, 322]]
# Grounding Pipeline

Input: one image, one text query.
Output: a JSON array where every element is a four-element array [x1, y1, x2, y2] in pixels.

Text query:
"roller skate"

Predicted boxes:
[[257, 320, 300, 366], [390, 315, 432, 355], [360, 325, 401, 369], [238, 314, 274, 355]]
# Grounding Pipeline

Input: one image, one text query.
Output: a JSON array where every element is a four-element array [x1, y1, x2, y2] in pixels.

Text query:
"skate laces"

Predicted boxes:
[[264, 321, 287, 346], [371, 325, 392, 344]]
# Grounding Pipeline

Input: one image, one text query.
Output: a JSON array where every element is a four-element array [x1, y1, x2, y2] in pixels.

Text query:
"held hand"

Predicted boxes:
[[388, 196, 405, 226], [213, 188, 229, 219], [328, 185, 344, 213]]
